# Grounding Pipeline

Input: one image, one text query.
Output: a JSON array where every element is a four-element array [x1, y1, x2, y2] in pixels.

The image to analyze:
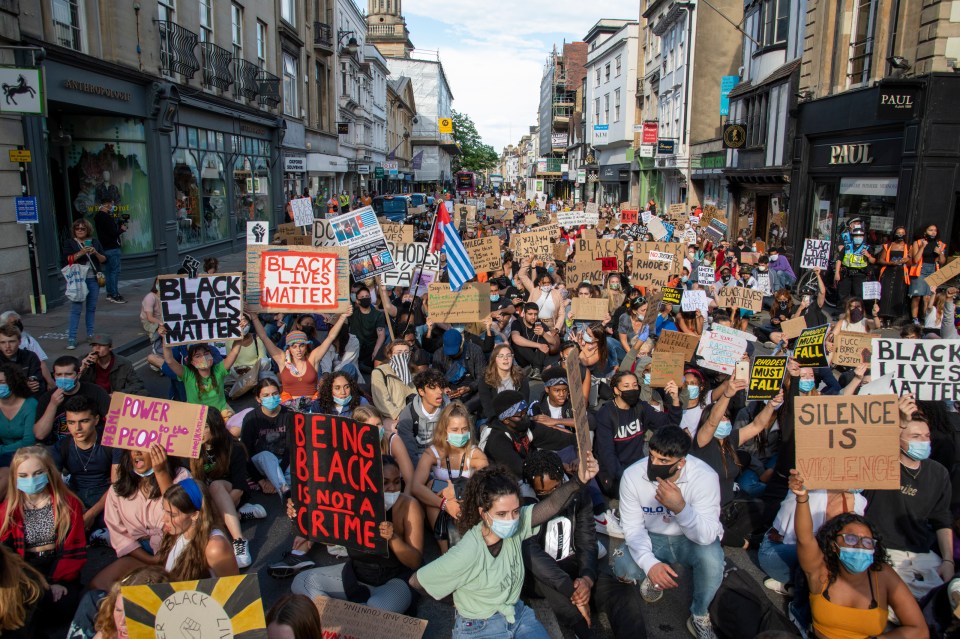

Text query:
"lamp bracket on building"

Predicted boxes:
[[338, 31, 359, 56]]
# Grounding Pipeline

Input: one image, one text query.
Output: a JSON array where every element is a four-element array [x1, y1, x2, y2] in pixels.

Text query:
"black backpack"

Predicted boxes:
[[709, 564, 797, 639]]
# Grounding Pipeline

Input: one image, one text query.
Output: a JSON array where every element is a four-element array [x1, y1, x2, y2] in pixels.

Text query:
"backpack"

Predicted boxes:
[[709, 564, 796, 639]]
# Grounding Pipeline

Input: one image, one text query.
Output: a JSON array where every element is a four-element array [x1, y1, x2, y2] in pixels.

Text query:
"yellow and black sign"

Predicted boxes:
[[438, 117, 453, 134], [8, 149, 31, 162], [722, 123, 746, 149]]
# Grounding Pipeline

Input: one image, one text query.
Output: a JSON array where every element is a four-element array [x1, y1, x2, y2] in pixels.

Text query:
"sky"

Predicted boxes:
[[400, 1, 642, 154]]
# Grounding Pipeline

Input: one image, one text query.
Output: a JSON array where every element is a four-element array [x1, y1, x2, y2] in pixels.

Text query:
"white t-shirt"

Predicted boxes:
[[165, 528, 228, 574]]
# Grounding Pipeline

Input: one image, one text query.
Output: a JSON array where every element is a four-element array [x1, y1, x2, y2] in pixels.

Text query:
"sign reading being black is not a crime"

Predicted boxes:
[[159, 273, 243, 345]]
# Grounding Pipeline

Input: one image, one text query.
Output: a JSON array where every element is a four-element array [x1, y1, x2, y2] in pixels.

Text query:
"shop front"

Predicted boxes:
[[307, 153, 349, 200], [597, 163, 630, 205]]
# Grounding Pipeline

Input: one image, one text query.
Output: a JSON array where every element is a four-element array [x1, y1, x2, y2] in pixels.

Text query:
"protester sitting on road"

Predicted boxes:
[[86, 566, 168, 639], [240, 379, 294, 497], [370, 340, 418, 428], [477, 344, 530, 421], [157, 479, 238, 580], [0, 324, 48, 396], [34, 355, 111, 445], [266, 593, 324, 639], [0, 312, 53, 384], [308, 371, 368, 418], [353, 405, 415, 493], [396, 368, 448, 465], [0, 363, 51, 501], [158, 326, 244, 417], [0, 543, 49, 639], [432, 328, 485, 412], [222, 316, 274, 399], [78, 334, 146, 396]]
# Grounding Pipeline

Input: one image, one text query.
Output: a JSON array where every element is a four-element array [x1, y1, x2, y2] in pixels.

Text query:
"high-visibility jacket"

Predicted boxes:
[[907, 239, 946, 277], [879, 242, 910, 284]]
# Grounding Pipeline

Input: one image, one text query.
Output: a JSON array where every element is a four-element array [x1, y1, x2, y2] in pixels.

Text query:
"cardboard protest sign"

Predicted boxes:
[[793, 324, 830, 367], [585, 202, 599, 216], [291, 197, 314, 227], [278, 222, 311, 245], [925, 256, 960, 290], [292, 413, 386, 555], [580, 229, 597, 241], [794, 395, 901, 489], [668, 203, 686, 217], [312, 220, 340, 247], [571, 297, 608, 320], [380, 242, 441, 289], [620, 209, 638, 225], [427, 282, 491, 323], [524, 213, 539, 226], [650, 350, 685, 387], [328, 206, 396, 279], [553, 242, 570, 262], [747, 356, 787, 401], [712, 322, 758, 342], [642, 289, 664, 326], [463, 236, 502, 272], [656, 330, 700, 361], [455, 204, 478, 230], [661, 286, 683, 306], [698, 265, 715, 283], [717, 286, 765, 312], [246, 220, 269, 245], [780, 315, 808, 340], [862, 281, 881, 300], [245, 245, 350, 313], [871, 338, 960, 400], [122, 575, 266, 639], [832, 331, 876, 367], [103, 393, 207, 458], [181, 255, 201, 278], [800, 239, 831, 270], [312, 596, 427, 639], [564, 345, 593, 478], [646, 216, 668, 240], [410, 269, 438, 297], [381, 222, 414, 244], [565, 259, 606, 287], [631, 254, 675, 287], [510, 229, 553, 260], [636, 241, 685, 271], [740, 252, 759, 264], [158, 274, 243, 345], [681, 289, 710, 317], [558, 209, 599, 227], [577, 238, 626, 263], [697, 329, 748, 375]]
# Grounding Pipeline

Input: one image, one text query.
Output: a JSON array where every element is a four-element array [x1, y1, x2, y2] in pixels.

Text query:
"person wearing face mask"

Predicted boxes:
[[834, 225, 876, 306], [310, 372, 367, 417], [0, 363, 45, 501], [864, 407, 954, 599], [756, 289, 795, 346], [877, 227, 911, 325], [222, 315, 274, 400], [614, 426, 724, 639], [348, 284, 387, 376], [371, 341, 419, 428], [908, 224, 948, 326], [479, 391, 539, 480], [766, 246, 796, 293], [0, 446, 87, 632], [789, 471, 927, 639], [830, 297, 881, 342], [34, 356, 111, 445], [517, 258, 563, 331], [410, 456, 600, 639], [158, 332, 243, 416], [241, 379, 294, 499]]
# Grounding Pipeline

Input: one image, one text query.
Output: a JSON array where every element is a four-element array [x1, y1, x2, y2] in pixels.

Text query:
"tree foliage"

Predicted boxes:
[[451, 110, 499, 173]]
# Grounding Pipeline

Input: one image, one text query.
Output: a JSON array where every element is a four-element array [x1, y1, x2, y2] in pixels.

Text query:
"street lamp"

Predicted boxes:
[[338, 30, 359, 56]]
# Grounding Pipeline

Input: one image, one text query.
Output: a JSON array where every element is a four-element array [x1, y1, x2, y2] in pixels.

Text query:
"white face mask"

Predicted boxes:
[[384, 491, 400, 510]]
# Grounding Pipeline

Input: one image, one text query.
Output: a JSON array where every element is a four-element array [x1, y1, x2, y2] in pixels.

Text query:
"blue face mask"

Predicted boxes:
[[378, 426, 384, 441], [714, 420, 732, 439], [0, 384, 10, 399], [686, 385, 700, 400], [853, 236, 864, 246], [838, 547, 874, 573], [489, 516, 521, 539], [643, 373, 651, 386], [447, 432, 470, 448], [334, 395, 353, 407], [261, 395, 282, 411], [134, 467, 155, 478], [798, 379, 816, 393], [490, 294, 500, 302], [55, 377, 77, 392], [17, 473, 49, 495], [905, 441, 931, 461]]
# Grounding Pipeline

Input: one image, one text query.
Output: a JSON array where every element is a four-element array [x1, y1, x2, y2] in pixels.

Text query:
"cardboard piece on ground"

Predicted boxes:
[[794, 394, 901, 489], [926, 256, 960, 290], [717, 286, 765, 312], [312, 596, 427, 639], [780, 315, 808, 340], [650, 350, 685, 387], [747, 356, 787, 401], [571, 297, 608, 320], [123, 575, 266, 639], [871, 338, 960, 401], [832, 331, 876, 367], [564, 345, 592, 477], [463, 236, 502, 272], [158, 273, 243, 345], [793, 324, 830, 367], [381, 222, 414, 244], [245, 245, 351, 313], [427, 282, 491, 323], [657, 330, 700, 361], [102, 393, 207, 458]]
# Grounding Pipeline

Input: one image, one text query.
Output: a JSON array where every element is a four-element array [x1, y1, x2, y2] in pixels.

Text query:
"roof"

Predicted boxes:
[[728, 59, 801, 100]]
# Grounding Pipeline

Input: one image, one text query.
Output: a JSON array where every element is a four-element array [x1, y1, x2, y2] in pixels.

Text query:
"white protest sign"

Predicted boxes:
[[557, 209, 600, 227], [681, 289, 710, 318], [291, 197, 314, 227], [697, 329, 749, 375], [697, 265, 715, 283], [381, 242, 441, 289], [328, 206, 397, 279], [862, 281, 881, 300], [312, 219, 339, 247], [800, 238, 831, 270], [246, 220, 269, 245], [871, 338, 960, 401], [649, 250, 674, 263], [647, 216, 668, 240], [159, 274, 243, 345]]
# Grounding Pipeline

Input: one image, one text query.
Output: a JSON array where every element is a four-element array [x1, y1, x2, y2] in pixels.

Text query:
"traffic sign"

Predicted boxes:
[[15, 196, 38, 224], [8, 149, 31, 162], [374, 167, 384, 179]]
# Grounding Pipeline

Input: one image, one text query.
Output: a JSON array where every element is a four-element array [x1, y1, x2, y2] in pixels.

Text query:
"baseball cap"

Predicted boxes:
[[90, 333, 113, 346], [442, 329, 463, 356]]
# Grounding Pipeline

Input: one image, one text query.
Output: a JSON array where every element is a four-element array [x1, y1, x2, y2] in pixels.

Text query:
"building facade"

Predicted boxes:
[[386, 76, 416, 190]]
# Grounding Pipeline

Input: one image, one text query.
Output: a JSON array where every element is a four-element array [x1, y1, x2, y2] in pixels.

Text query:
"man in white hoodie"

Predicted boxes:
[[613, 426, 724, 639]]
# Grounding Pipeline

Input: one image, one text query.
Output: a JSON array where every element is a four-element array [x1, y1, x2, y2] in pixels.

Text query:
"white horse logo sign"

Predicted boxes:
[[0, 67, 45, 115]]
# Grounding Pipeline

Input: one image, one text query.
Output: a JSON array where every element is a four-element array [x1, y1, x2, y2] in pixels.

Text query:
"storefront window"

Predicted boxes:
[[809, 182, 837, 241], [234, 156, 271, 233], [837, 177, 897, 245], [200, 153, 228, 242], [173, 150, 202, 248], [62, 116, 154, 254]]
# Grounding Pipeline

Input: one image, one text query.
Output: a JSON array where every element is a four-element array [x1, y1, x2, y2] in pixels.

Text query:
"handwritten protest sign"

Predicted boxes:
[[793, 324, 830, 367], [780, 315, 808, 340], [800, 239, 831, 270], [646, 216, 669, 240], [661, 286, 683, 305], [620, 209, 638, 225], [246, 245, 350, 313], [463, 236, 502, 272], [103, 393, 207, 458], [246, 220, 269, 245], [681, 289, 710, 317], [585, 202, 599, 216], [524, 213, 540, 226], [293, 413, 385, 555], [278, 223, 311, 245], [795, 395, 901, 489], [747, 356, 787, 401], [553, 242, 570, 262], [925, 256, 960, 290], [312, 597, 427, 639], [291, 197, 314, 227], [558, 209, 600, 227], [381, 222, 414, 244], [564, 345, 593, 477], [510, 229, 553, 260], [656, 330, 700, 361], [571, 297, 608, 320], [698, 265, 715, 283], [872, 338, 960, 400], [697, 329, 748, 375], [717, 286, 765, 312], [668, 203, 686, 217], [159, 273, 243, 345], [410, 269, 437, 297], [123, 575, 266, 639], [328, 206, 396, 279], [740, 252, 759, 264], [862, 281, 881, 300], [565, 259, 606, 287], [636, 241, 685, 271], [642, 289, 664, 326], [650, 350, 685, 387], [428, 282, 491, 323], [380, 242, 441, 289], [832, 331, 875, 367], [577, 238, 626, 264], [580, 229, 597, 241]]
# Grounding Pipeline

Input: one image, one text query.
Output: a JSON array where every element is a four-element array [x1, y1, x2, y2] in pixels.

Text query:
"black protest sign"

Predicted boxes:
[[661, 286, 683, 306], [793, 324, 830, 367], [159, 273, 243, 345], [181, 254, 201, 278], [292, 413, 387, 556], [747, 356, 787, 401]]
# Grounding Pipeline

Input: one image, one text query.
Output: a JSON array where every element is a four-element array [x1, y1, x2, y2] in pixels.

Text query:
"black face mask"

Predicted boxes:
[[647, 460, 679, 482], [927, 234, 937, 242], [778, 301, 789, 310], [619, 389, 641, 407], [894, 234, 905, 241], [507, 414, 530, 432], [357, 298, 372, 308]]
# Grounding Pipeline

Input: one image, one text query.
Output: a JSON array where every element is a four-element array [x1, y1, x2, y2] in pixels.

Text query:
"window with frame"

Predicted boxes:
[[603, 93, 609, 124], [595, 68, 601, 87], [158, 0, 174, 22], [615, 55, 622, 77], [745, 91, 769, 148], [605, 63, 611, 82], [614, 89, 621, 122], [281, 0, 296, 25], [256, 21, 267, 67], [848, 0, 877, 84], [231, 4, 242, 48], [52, 0, 84, 51], [283, 52, 298, 116], [199, 0, 213, 41], [593, 97, 600, 124], [759, 0, 789, 46]]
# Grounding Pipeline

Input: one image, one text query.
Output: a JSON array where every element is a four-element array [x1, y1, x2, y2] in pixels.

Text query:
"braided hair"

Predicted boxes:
[[522, 449, 565, 486]]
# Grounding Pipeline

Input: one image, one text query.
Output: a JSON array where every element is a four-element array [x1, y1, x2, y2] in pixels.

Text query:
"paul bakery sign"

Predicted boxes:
[[829, 143, 873, 166], [877, 83, 920, 121]]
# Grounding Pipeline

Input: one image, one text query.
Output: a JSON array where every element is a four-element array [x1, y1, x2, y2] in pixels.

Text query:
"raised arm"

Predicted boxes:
[[308, 306, 354, 367], [789, 470, 826, 591], [250, 314, 286, 368], [157, 326, 185, 378]]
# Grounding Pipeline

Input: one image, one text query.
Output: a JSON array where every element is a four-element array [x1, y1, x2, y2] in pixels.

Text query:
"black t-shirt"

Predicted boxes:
[[35, 383, 112, 445], [0, 349, 45, 396], [510, 319, 544, 345], [690, 429, 743, 506], [240, 407, 293, 469], [202, 441, 248, 489], [51, 434, 121, 500], [864, 460, 953, 553]]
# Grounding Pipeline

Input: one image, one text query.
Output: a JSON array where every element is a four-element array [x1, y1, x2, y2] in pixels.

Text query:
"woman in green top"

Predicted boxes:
[[159, 321, 245, 416], [410, 453, 599, 639]]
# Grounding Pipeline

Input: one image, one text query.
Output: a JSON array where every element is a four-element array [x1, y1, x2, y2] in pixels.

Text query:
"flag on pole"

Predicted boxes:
[[429, 202, 475, 291]]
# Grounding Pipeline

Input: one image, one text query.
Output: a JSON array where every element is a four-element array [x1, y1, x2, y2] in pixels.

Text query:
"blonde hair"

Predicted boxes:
[[429, 401, 475, 455], [0, 544, 47, 631], [932, 290, 947, 323], [93, 566, 169, 639], [0, 446, 76, 548]]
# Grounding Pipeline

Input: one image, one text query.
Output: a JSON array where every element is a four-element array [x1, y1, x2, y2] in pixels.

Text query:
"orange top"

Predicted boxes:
[[279, 359, 319, 400], [810, 571, 886, 639]]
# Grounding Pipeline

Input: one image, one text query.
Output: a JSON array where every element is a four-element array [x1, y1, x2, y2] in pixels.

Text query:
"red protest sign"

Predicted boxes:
[[599, 256, 618, 271], [620, 209, 638, 224]]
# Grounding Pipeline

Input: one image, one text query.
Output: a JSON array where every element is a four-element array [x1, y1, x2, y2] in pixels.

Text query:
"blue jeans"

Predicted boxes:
[[769, 269, 795, 293], [453, 600, 549, 639], [103, 248, 121, 297], [757, 535, 797, 585], [613, 532, 724, 616], [252, 450, 290, 492], [68, 277, 99, 341], [607, 336, 626, 365]]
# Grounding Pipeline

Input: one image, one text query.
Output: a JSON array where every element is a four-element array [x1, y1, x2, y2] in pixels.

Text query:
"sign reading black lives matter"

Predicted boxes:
[[799, 239, 831, 270], [292, 413, 387, 556], [159, 273, 243, 345], [872, 338, 960, 401]]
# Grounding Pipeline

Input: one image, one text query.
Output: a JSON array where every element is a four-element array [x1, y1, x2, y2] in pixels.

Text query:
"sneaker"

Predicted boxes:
[[112, 295, 128, 304], [88, 527, 110, 547], [595, 508, 625, 538], [233, 538, 252, 569], [686, 614, 718, 639], [239, 503, 267, 521], [640, 577, 664, 603], [597, 539, 607, 560], [913, 317, 921, 326], [763, 577, 794, 596], [528, 367, 542, 381], [763, 341, 777, 349], [268, 551, 315, 578], [327, 544, 349, 558], [66, 340, 76, 350]]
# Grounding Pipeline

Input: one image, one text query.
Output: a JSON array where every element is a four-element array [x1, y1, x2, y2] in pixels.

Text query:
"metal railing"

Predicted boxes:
[[314, 22, 333, 48], [235, 58, 260, 101], [257, 69, 281, 108], [201, 42, 233, 90], [156, 20, 200, 78]]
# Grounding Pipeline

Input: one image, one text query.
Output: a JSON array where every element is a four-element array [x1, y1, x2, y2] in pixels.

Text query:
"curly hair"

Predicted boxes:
[[522, 449, 565, 486], [483, 344, 524, 389], [315, 371, 364, 414], [815, 512, 889, 586], [93, 565, 168, 639], [0, 362, 31, 399], [456, 465, 521, 535]]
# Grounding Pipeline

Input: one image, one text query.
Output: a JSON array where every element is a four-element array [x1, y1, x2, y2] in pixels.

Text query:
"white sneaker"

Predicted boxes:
[[88, 527, 111, 547], [597, 540, 607, 560], [595, 508, 625, 538], [233, 538, 252, 569], [239, 502, 267, 521], [763, 577, 794, 596], [327, 544, 349, 558], [686, 614, 718, 639]]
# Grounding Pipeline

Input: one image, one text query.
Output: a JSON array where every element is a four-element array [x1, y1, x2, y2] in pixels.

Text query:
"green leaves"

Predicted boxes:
[[451, 110, 499, 173]]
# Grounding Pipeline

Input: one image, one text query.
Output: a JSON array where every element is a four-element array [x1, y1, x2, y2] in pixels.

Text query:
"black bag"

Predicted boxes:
[[708, 565, 796, 639], [433, 454, 468, 541]]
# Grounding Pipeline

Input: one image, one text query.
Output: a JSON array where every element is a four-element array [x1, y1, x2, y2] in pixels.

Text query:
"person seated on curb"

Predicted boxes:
[[78, 334, 145, 396], [33, 356, 111, 445], [0, 324, 48, 396]]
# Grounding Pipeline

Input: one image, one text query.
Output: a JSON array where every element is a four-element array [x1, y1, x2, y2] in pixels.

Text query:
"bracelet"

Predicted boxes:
[[796, 497, 809, 504], [943, 559, 954, 564], [439, 497, 447, 512]]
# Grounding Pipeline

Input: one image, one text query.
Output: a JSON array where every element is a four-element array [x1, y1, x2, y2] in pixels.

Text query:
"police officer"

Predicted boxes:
[[833, 219, 876, 305]]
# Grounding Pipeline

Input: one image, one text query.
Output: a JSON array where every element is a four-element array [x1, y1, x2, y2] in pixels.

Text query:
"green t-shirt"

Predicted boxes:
[[416, 506, 534, 622], [179, 361, 228, 411]]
